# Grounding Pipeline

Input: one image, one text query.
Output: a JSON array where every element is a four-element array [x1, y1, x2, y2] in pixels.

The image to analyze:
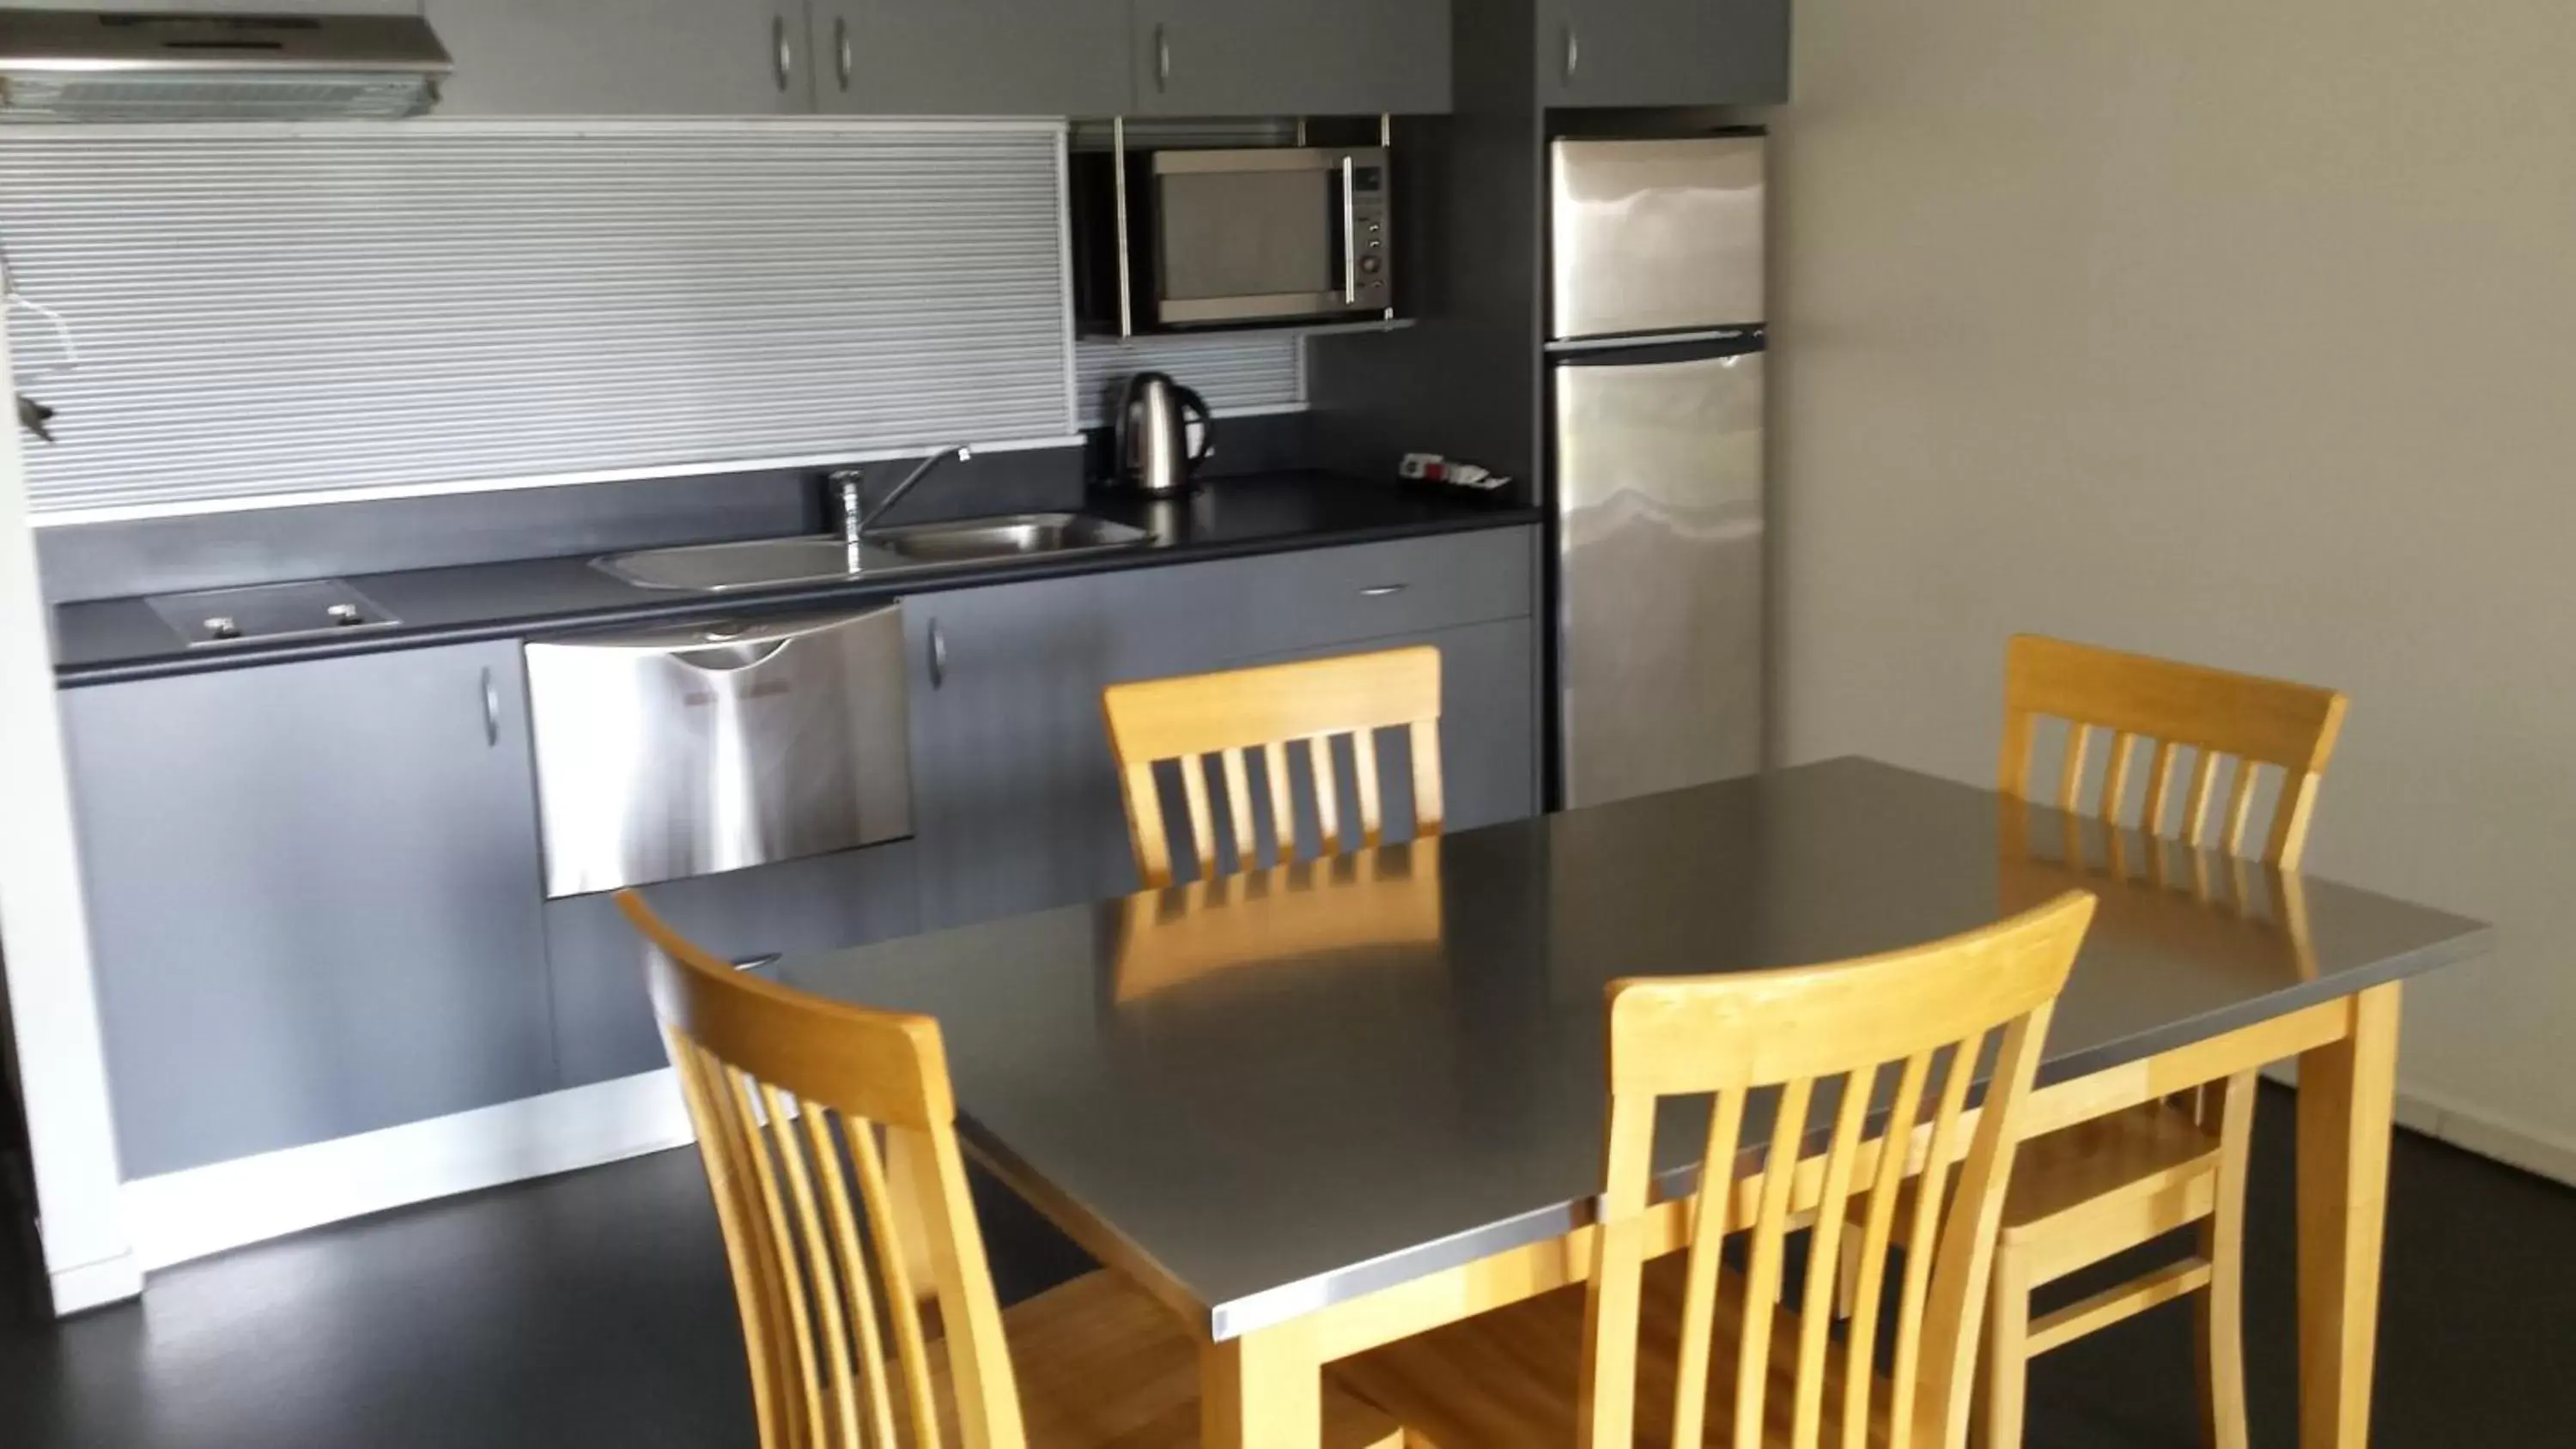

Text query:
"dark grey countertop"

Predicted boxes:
[[52, 472, 1543, 687], [775, 757, 2490, 1340]]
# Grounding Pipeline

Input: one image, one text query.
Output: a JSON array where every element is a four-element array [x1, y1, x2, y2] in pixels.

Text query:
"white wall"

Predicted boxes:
[[0, 324, 139, 1307], [1772, 0, 2576, 1174]]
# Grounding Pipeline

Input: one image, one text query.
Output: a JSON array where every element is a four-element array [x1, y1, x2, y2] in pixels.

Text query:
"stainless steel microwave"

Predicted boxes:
[[1072, 144, 1394, 335]]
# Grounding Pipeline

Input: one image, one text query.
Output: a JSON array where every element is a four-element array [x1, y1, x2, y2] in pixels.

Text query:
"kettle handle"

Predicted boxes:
[[1172, 382, 1217, 464]]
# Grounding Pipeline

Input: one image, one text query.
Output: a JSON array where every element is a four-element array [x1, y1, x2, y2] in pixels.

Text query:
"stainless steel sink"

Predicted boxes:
[[597, 512, 1153, 593], [869, 513, 1151, 566]]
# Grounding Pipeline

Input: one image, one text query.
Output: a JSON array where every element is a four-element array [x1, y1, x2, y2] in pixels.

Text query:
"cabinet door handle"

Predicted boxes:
[[1154, 23, 1170, 91], [928, 620, 948, 689], [480, 666, 501, 747], [731, 953, 782, 974], [773, 14, 793, 93], [835, 15, 853, 91], [1563, 25, 1579, 83], [1360, 584, 1408, 597]]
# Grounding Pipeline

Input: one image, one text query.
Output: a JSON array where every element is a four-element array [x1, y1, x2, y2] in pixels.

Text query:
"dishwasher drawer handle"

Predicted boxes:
[[1360, 584, 1409, 597]]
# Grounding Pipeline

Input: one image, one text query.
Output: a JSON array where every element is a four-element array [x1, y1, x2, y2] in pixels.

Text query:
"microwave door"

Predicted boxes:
[[1150, 149, 1386, 327], [1552, 136, 1765, 343]]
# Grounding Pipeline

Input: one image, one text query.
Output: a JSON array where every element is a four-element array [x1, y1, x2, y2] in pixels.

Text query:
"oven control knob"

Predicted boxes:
[[1359, 255, 1383, 276]]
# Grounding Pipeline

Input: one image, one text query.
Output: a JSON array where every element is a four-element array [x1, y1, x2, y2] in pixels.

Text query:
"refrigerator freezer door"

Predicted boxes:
[[1552, 136, 1765, 342], [1556, 349, 1765, 807]]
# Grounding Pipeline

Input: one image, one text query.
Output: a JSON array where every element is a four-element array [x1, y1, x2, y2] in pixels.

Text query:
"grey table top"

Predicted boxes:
[[778, 757, 2488, 1341]]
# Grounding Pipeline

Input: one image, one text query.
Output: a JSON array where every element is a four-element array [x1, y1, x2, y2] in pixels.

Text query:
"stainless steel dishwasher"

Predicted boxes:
[[525, 605, 911, 898]]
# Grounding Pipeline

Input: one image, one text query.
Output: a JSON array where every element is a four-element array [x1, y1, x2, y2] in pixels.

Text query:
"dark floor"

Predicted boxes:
[[1, 1084, 2567, 1447]]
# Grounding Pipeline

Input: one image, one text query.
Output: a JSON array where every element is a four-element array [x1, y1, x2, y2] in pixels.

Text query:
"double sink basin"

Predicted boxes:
[[597, 512, 1155, 593]]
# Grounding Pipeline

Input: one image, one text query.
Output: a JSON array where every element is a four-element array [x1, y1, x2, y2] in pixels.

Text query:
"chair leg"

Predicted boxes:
[[2196, 1072, 2258, 1449], [1983, 1246, 2032, 1449]]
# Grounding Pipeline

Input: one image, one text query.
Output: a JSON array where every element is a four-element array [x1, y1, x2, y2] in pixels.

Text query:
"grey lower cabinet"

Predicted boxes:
[[906, 567, 1234, 931], [1536, 0, 1790, 107], [59, 641, 556, 1179], [544, 845, 921, 1088], [813, 0, 1132, 116], [906, 526, 1540, 929], [428, 0, 812, 116], [1232, 617, 1539, 840], [1133, 0, 1452, 117]]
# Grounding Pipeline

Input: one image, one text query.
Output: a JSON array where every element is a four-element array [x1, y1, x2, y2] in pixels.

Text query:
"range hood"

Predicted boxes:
[[0, 10, 451, 122]]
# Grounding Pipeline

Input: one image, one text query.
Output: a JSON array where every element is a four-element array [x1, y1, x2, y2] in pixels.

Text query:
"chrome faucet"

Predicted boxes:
[[827, 444, 975, 547]]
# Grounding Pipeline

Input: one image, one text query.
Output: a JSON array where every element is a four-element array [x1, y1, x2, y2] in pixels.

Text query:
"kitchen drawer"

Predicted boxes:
[[1229, 525, 1536, 658], [545, 843, 920, 1088]]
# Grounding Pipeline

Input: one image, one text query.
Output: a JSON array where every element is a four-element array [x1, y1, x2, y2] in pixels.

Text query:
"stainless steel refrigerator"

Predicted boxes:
[[1550, 135, 1766, 808]]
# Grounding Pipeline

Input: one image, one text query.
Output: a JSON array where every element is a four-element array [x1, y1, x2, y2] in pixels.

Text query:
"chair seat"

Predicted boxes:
[[1336, 1257, 1899, 1449], [924, 1269, 1403, 1448]]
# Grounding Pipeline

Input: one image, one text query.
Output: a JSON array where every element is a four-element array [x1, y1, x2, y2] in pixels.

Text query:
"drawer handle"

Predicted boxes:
[[480, 665, 500, 747], [929, 619, 948, 688], [773, 14, 793, 92], [1360, 584, 1408, 597], [732, 953, 782, 974]]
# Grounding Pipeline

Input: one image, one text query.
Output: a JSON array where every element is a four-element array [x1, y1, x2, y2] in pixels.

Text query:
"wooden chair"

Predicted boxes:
[[618, 893, 1403, 1449], [1101, 646, 1443, 888], [1980, 634, 2348, 1447], [1334, 892, 2097, 1449]]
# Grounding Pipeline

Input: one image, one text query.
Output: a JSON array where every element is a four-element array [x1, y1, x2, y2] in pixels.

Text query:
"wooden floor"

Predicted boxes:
[[1, 1085, 2567, 1447]]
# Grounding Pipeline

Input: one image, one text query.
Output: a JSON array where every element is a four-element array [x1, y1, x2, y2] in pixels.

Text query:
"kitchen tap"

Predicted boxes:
[[828, 444, 975, 547]]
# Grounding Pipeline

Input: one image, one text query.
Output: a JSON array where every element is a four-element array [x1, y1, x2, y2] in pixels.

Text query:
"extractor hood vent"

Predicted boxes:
[[0, 11, 450, 122]]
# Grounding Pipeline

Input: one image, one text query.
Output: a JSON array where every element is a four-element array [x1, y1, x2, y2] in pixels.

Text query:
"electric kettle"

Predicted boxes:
[[1115, 372, 1213, 495]]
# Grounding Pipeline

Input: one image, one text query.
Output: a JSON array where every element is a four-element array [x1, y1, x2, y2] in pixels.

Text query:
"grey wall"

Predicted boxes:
[[1772, 0, 2576, 1175]]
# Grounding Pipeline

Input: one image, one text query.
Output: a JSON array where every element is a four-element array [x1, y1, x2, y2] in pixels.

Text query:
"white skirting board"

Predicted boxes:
[[47, 1251, 145, 1317], [118, 1070, 695, 1275], [96, 1068, 2576, 1292]]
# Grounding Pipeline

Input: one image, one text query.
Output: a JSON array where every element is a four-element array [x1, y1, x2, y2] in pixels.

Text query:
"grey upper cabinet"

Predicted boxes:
[[60, 642, 556, 1179], [814, 0, 1132, 116], [1133, 0, 1451, 117], [1537, 0, 1789, 108], [428, 0, 811, 116]]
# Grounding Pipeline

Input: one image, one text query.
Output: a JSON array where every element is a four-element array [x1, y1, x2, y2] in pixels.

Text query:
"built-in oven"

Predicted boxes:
[[1072, 142, 1394, 334]]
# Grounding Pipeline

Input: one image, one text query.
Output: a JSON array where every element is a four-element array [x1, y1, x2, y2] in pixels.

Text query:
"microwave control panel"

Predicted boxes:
[[1348, 161, 1393, 307]]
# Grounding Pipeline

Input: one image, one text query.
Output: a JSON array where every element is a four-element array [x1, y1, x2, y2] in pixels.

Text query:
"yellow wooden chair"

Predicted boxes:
[[1978, 634, 2348, 1446], [618, 892, 1403, 1449], [1333, 893, 2096, 1449], [1101, 646, 1443, 887]]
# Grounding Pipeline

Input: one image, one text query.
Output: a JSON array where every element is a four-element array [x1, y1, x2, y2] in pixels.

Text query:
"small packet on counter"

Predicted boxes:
[[1399, 452, 1514, 491]]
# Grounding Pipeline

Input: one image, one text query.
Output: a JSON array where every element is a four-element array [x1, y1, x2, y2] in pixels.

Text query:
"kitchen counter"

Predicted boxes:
[[52, 473, 1542, 687]]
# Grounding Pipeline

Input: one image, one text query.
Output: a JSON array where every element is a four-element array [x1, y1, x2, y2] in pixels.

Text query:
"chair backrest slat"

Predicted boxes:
[[1584, 892, 2095, 1449], [1103, 646, 1444, 888], [2002, 634, 2347, 868], [622, 892, 1028, 1449]]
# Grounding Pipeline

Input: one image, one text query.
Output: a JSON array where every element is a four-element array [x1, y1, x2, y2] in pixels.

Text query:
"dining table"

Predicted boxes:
[[777, 755, 2490, 1448]]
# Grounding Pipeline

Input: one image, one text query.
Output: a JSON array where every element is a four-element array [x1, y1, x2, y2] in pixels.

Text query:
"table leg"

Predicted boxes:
[[1201, 1322, 1323, 1449], [2296, 982, 2401, 1448]]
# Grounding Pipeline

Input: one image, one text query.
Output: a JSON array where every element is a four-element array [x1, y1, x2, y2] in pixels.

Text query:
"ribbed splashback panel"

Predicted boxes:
[[1075, 333, 1304, 427], [0, 121, 1076, 519]]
